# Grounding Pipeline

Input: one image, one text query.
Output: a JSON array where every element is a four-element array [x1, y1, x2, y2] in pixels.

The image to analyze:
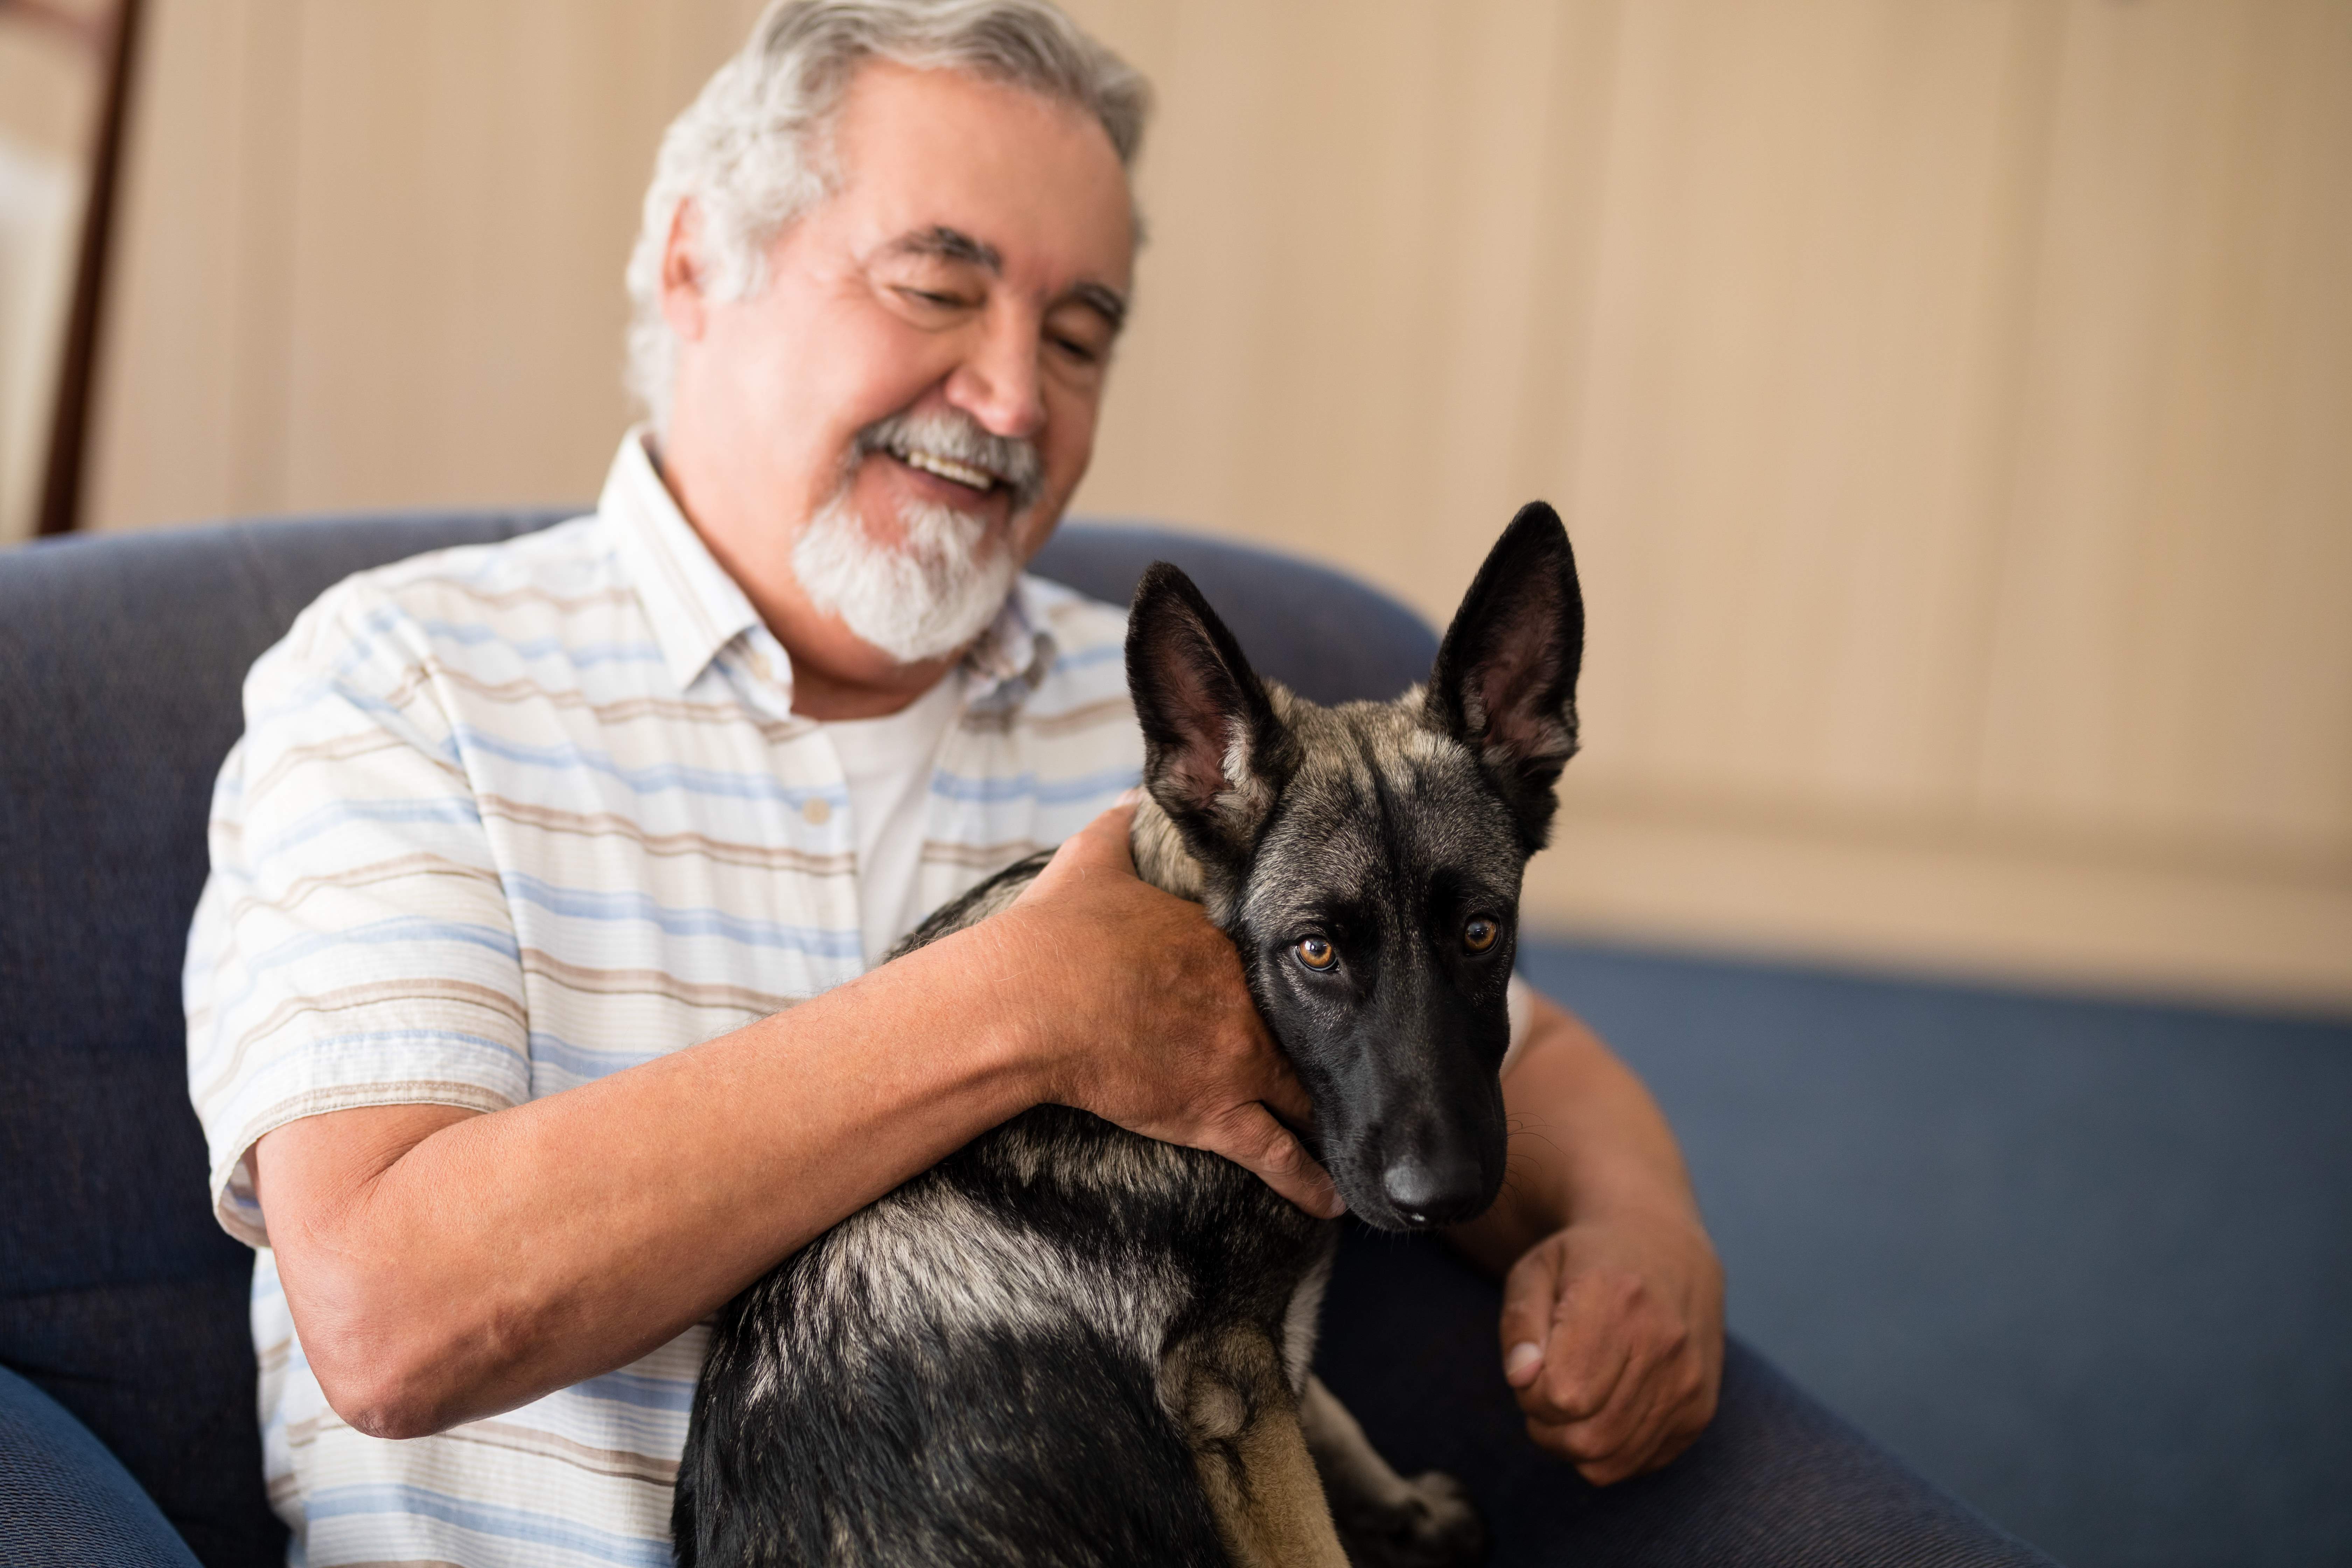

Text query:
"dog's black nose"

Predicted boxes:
[[1381, 1156, 1479, 1225]]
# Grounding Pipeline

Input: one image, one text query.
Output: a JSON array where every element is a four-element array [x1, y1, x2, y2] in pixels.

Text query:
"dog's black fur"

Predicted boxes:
[[674, 505, 1584, 1567]]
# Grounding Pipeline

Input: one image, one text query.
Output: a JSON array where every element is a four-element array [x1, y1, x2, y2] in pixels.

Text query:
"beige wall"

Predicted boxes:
[[63, 0, 2352, 1011], [0, 6, 103, 542]]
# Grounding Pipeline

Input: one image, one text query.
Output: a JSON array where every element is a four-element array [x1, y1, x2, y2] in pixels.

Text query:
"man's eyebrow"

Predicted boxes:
[[890, 225, 1002, 273], [889, 225, 1127, 333], [1068, 281, 1128, 334]]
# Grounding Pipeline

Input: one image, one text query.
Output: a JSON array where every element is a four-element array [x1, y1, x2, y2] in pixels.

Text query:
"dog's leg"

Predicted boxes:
[[1300, 1376, 1487, 1568], [1168, 1329, 1350, 1568]]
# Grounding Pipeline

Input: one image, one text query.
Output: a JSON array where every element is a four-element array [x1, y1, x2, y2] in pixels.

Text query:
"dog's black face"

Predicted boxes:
[[1127, 505, 1584, 1231]]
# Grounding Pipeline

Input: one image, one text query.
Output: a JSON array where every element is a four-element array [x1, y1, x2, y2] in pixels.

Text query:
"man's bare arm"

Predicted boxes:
[[1447, 992, 1725, 1484], [255, 804, 1336, 1441]]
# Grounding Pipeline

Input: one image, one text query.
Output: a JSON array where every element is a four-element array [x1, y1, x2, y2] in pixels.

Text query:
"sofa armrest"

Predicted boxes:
[[0, 1365, 203, 1568]]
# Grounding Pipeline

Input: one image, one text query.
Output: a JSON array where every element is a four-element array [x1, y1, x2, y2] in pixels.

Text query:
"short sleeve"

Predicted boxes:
[[1501, 973, 1536, 1077], [184, 576, 530, 1248]]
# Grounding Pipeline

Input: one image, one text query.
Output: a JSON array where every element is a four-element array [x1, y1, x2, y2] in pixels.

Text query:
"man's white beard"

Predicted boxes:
[[791, 489, 1018, 665]]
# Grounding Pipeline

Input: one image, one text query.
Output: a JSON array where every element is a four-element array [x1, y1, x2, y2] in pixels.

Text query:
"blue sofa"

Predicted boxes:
[[2, 512, 2072, 1567]]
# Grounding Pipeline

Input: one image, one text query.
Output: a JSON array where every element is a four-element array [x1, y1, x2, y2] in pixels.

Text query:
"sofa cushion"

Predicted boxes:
[[0, 1365, 205, 1568]]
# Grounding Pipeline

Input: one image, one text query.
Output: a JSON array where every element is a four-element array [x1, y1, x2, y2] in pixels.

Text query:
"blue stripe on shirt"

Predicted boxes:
[[929, 763, 1141, 806], [500, 874, 860, 957], [302, 1484, 670, 1566], [249, 797, 485, 863], [453, 726, 847, 806]]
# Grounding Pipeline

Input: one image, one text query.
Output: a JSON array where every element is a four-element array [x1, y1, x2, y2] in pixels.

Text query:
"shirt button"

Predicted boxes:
[[802, 797, 832, 826]]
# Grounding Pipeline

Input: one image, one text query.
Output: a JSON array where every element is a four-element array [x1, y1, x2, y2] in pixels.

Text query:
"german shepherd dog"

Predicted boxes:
[[674, 505, 1584, 1567]]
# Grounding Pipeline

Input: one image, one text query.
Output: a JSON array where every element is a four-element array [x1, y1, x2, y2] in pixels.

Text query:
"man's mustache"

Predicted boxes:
[[854, 408, 1046, 517]]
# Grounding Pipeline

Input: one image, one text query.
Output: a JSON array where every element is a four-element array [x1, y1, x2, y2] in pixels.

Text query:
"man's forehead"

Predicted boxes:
[[831, 62, 1136, 290]]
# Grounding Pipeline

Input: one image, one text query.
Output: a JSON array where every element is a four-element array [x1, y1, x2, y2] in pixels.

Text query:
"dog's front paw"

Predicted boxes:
[[1334, 1468, 1487, 1568]]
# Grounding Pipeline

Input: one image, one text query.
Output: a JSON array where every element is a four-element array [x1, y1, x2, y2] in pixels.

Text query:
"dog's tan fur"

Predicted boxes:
[[1166, 1328, 1350, 1568]]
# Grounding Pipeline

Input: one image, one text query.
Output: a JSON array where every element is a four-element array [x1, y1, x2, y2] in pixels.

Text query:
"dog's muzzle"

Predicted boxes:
[[1378, 1153, 1489, 1228]]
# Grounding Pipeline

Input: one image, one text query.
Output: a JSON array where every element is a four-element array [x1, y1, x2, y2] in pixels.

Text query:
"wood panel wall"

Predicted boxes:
[[69, 0, 2352, 1010], [0, 6, 103, 542]]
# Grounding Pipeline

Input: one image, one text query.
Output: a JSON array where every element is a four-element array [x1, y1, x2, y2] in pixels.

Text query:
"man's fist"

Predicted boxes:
[[1498, 1208, 1724, 1484]]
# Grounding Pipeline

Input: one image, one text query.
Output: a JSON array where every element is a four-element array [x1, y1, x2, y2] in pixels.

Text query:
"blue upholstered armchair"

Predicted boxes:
[[0, 512, 1440, 1566]]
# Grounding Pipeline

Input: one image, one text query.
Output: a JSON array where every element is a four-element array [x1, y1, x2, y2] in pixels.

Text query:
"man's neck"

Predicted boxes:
[[786, 653, 962, 722]]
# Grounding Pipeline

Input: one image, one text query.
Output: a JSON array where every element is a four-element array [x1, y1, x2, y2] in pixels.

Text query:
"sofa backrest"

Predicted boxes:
[[0, 510, 1436, 1566]]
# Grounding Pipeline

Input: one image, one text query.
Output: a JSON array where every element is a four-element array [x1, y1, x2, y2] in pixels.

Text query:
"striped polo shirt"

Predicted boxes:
[[184, 431, 1144, 1567]]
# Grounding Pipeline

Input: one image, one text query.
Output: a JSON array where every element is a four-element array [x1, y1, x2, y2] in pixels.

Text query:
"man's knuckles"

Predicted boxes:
[[1528, 1412, 1632, 1471]]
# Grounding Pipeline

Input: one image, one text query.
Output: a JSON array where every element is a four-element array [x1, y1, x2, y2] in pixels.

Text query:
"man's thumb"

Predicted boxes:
[[1066, 795, 1141, 874], [1498, 1246, 1561, 1388], [1020, 796, 1139, 902]]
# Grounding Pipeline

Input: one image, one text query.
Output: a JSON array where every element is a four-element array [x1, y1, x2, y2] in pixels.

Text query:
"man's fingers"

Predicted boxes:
[[1207, 1102, 1343, 1218], [1531, 1268, 1657, 1422], [1537, 1365, 1675, 1485], [1500, 1249, 1637, 1422], [1531, 1416, 1651, 1488], [1255, 1054, 1316, 1132], [1521, 1282, 1711, 1481], [1498, 1247, 1565, 1390]]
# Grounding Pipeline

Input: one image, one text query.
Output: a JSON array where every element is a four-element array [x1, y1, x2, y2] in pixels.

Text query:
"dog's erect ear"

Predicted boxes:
[[1127, 563, 1298, 865], [1425, 503, 1585, 852]]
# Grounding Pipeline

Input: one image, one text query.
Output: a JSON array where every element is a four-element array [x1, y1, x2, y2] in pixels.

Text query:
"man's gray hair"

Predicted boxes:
[[623, 0, 1151, 433]]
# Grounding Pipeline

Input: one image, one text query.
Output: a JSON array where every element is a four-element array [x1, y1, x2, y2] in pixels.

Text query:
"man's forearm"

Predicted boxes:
[[258, 912, 1052, 1438], [254, 809, 1331, 1442], [1446, 993, 1704, 1276]]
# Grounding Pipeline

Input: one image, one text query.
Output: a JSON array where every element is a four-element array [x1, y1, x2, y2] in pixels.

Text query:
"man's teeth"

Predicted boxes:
[[899, 449, 996, 490]]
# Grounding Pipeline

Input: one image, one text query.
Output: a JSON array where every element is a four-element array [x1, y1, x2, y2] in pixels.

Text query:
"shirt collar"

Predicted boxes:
[[601, 427, 762, 694], [962, 576, 1059, 706], [601, 426, 1058, 705]]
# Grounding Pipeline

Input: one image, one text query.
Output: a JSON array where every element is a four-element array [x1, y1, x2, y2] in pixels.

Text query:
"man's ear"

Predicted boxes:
[[1425, 502, 1585, 852], [1126, 563, 1297, 866], [660, 198, 710, 342]]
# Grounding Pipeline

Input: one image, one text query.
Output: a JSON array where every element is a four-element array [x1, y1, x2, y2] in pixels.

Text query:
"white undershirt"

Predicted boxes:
[[821, 670, 967, 968]]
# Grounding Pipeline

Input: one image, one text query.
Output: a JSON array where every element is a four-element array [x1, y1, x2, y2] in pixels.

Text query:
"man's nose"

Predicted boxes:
[[945, 309, 1046, 441]]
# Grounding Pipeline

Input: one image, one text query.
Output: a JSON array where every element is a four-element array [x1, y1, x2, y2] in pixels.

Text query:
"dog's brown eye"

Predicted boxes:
[[1463, 917, 1499, 953], [1296, 936, 1337, 971]]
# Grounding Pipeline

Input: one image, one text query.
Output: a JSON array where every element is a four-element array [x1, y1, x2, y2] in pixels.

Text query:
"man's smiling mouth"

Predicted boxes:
[[855, 408, 1041, 510], [895, 448, 999, 493]]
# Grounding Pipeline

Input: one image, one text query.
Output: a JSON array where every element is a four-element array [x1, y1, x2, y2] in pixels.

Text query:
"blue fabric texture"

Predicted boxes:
[[1318, 1224, 2058, 1567], [0, 1364, 204, 1568], [1520, 941, 2352, 1568]]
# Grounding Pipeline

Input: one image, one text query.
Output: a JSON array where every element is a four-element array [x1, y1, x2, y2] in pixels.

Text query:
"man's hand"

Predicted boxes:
[[1002, 799, 1343, 1219], [1498, 1205, 1724, 1484], [1447, 989, 1727, 1484]]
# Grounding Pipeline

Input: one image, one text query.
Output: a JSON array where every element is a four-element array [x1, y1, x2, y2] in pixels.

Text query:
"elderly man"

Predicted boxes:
[[188, 4, 2044, 1566]]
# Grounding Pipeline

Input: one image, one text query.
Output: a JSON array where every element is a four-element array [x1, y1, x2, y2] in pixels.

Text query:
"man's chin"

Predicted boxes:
[[846, 573, 1016, 668], [793, 504, 1017, 667]]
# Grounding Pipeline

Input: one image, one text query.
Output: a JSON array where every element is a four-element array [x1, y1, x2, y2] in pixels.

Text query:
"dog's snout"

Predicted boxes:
[[1379, 1154, 1484, 1226]]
